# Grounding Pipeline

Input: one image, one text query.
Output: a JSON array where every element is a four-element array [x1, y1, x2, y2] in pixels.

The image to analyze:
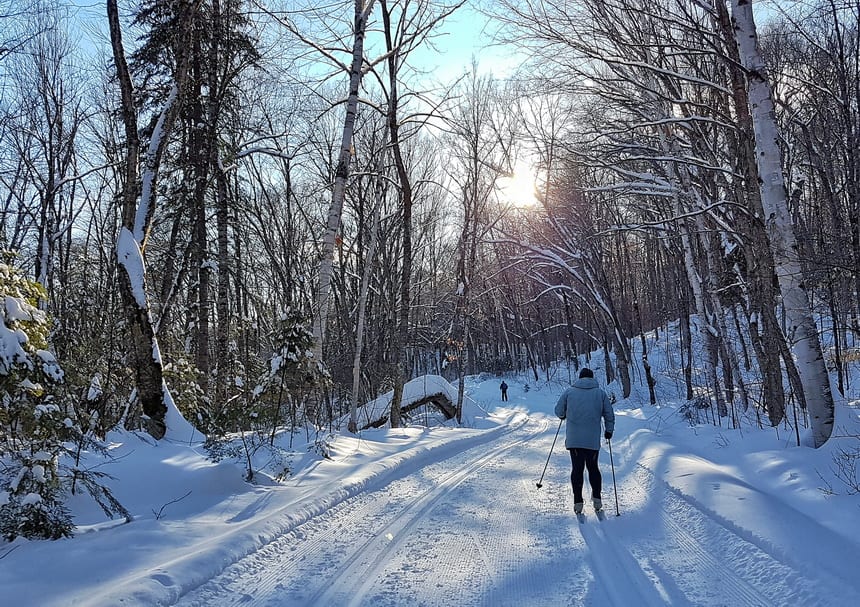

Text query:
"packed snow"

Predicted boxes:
[[2, 345, 859, 606]]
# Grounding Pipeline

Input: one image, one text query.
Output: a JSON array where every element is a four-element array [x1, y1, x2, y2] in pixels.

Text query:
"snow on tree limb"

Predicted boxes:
[[116, 228, 148, 310]]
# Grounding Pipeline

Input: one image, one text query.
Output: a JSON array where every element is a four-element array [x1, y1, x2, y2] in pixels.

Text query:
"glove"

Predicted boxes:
[[604, 431, 613, 440]]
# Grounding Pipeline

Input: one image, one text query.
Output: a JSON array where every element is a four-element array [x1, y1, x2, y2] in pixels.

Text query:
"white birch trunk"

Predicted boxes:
[[312, 0, 376, 362], [731, 0, 834, 447]]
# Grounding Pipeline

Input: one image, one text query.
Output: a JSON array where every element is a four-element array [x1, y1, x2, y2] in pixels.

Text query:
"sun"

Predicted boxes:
[[496, 163, 540, 207]]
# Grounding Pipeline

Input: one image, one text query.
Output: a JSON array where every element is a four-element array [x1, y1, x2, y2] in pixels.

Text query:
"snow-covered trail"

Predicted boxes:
[[169, 412, 858, 607]]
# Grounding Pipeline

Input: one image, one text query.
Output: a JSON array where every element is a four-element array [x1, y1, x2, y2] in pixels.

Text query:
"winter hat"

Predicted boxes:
[[579, 368, 594, 379]]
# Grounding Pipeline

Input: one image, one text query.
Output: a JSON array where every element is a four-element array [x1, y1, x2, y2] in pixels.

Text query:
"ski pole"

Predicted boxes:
[[536, 418, 563, 489], [607, 437, 620, 516]]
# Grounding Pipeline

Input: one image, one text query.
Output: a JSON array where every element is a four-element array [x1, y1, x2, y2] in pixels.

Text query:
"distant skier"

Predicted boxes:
[[554, 368, 614, 514], [500, 381, 509, 401]]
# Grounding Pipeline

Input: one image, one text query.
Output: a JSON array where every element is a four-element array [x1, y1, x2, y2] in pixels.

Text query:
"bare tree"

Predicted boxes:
[[309, 0, 377, 368], [107, 0, 201, 439]]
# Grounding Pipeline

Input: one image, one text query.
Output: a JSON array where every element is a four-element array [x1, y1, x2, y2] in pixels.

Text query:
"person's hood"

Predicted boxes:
[[573, 377, 599, 389]]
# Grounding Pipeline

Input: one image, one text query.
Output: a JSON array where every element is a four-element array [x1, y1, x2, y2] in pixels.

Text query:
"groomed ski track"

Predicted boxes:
[[172, 415, 857, 607]]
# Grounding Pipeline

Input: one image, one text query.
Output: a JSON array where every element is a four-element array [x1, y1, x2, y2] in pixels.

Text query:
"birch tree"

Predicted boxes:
[[731, 0, 835, 446], [310, 0, 376, 367]]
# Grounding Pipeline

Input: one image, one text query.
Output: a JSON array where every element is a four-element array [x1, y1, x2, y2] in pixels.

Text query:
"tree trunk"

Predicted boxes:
[[312, 0, 376, 361], [678, 285, 695, 401], [634, 299, 657, 405], [209, 0, 230, 405], [715, 0, 786, 426], [214, 165, 230, 403], [107, 0, 198, 439], [349, 201, 381, 433], [731, 0, 835, 447], [381, 0, 413, 429], [191, 40, 211, 390]]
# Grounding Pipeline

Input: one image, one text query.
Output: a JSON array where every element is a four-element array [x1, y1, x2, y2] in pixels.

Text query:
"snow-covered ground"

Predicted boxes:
[[2, 364, 859, 605]]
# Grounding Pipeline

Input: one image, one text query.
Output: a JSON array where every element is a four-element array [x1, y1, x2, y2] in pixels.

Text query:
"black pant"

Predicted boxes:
[[501, 390, 507, 401], [568, 448, 601, 503]]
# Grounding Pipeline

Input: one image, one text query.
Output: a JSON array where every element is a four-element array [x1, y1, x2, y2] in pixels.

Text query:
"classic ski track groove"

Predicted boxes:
[[635, 462, 854, 605], [174, 488, 397, 606], [314, 418, 548, 607], [370, 427, 588, 607], [577, 516, 667, 607], [657, 502, 771, 606], [173, 418, 547, 607], [618, 462, 770, 605]]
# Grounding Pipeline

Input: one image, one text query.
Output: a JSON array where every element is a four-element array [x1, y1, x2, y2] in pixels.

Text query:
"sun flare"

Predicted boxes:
[[497, 163, 540, 207]]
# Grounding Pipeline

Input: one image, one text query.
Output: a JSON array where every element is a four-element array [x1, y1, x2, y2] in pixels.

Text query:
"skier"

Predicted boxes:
[[500, 381, 508, 401], [554, 367, 614, 515]]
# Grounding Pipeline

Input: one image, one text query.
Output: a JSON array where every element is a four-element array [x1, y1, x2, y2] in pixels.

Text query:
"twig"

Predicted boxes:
[[152, 491, 192, 520]]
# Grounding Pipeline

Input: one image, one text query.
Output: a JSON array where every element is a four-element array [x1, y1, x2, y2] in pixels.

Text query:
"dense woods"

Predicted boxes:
[[2, 0, 860, 537]]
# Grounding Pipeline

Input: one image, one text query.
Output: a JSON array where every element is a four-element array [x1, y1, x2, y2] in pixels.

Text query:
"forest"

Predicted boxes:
[[2, 0, 860, 540]]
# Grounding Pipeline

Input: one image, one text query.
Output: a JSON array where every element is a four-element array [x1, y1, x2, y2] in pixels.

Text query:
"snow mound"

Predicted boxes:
[[350, 375, 477, 429]]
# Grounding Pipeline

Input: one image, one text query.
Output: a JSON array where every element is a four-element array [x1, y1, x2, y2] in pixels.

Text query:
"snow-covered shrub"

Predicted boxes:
[[0, 403, 74, 540], [679, 395, 712, 426], [61, 347, 132, 440], [0, 258, 73, 540], [163, 357, 207, 428], [248, 310, 329, 432], [206, 434, 295, 483], [205, 311, 329, 482], [42, 241, 133, 438], [0, 258, 130, 540], [311, 432, 336, 460]]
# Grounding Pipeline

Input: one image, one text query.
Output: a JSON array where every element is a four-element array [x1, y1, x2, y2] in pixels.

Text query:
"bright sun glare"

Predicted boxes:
[[497, 164, 539, 207]]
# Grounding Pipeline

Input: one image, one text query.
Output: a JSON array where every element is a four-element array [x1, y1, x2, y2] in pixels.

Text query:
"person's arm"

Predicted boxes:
[[602, 391, 615, 438], [554, 391, 567, 419]]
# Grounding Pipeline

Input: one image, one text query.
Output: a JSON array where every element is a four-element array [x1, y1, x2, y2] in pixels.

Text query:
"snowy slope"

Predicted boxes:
[[1, 370, 859, 606]]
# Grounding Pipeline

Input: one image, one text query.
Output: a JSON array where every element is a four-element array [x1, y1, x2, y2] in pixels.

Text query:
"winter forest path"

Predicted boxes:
[[172, 416, 858, 606]]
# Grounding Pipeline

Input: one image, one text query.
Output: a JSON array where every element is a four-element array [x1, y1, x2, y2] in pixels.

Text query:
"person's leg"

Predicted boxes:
[[584, 448, 602, 501], [568, 448, 586, 506]]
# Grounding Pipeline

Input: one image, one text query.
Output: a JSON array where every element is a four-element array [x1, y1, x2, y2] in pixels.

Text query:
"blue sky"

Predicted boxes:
[[407, 2, 522, 82], [64, 0, 517, 84]]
